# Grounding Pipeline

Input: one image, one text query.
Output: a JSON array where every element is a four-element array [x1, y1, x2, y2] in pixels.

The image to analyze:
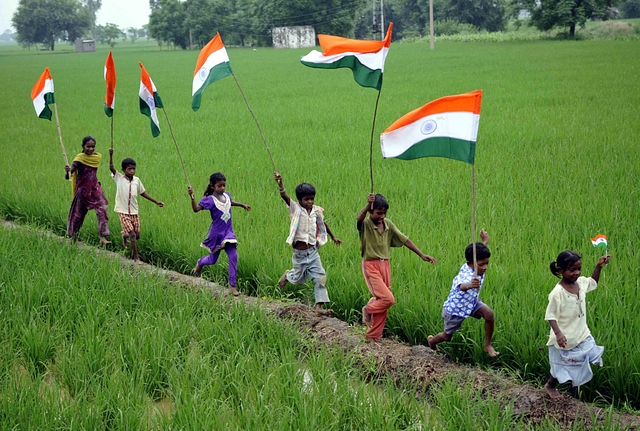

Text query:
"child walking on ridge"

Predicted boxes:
[[358, 193, 436, 342], [428, 230, 499, 357], [274, 172, 342, 316], [65, 136, 111, 245], [544, 250, 611, 399], [188, 172, 251, 297], [109, 148, 164, 263]]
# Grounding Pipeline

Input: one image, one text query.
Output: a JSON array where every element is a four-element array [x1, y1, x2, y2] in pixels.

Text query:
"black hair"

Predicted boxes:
[[465, 242, 491, 262], [121, 158, 136, 170], [372, 194, 389, 211], [204, 172, 226, 196], [550, 250, 582, 278], [82, 136, 96, 147], [295, 183, 316, 200]]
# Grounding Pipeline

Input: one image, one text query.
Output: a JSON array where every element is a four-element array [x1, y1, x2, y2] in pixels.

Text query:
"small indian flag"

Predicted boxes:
[[104, 51, 116, 117], [590, 234, 608, 249], [31, 67, 55, 121], [300, 23, 393, 91], [138, 62, 164, 138], [380, 90, 482, 164], [192, 32, 233, 112]]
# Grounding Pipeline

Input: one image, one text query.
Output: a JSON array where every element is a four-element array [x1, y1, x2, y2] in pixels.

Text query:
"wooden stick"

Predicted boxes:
[[231, 74, 277, 172], [53, 103, 71, 181], [161, 108, 191, 188], [369, 89, 382, 195], [110, 115, 114, 150], [472, 163, 477, 277]]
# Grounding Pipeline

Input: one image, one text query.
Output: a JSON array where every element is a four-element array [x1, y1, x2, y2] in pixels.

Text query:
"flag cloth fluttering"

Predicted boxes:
[[192, 32, 233, 112], [104, 51, 116, 117], [138, 62, 164, 137], [301, 23, 393, 90], [380, 90, 482, 164], [590, 234, 608, 249], [31, 67, 55, 120]]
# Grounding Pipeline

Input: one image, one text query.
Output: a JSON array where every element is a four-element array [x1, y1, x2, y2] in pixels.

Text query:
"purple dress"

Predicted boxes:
[[67, 162, 109, 238], [199, 193, 237, 253]]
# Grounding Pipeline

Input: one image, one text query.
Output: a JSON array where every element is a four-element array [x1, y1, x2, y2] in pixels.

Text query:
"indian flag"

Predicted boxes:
[[138, 62, 164, 138], [192, 32, 233, 112], [31, 67, 55, 121], [300, 23, 393, 91], [590, 234, 608, 249], [380, 90, 482, 164], [104, 51, 116, 117]]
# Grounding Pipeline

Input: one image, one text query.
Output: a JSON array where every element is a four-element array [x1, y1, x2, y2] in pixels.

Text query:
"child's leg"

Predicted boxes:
[[428, 332, 453, 349], [475, 305, 499, 357], [129, 232, 139, 262], [95, 205, 111, 243], [282, 250, 308, 287], [67, 198, 88, 238], [224, 244, 239, 296], [307, 248, 329, 304], [428, 310, 459, 350], [362, 260, 394, 341], [194, 250, 221, 276], [545, 376, 562, 399]]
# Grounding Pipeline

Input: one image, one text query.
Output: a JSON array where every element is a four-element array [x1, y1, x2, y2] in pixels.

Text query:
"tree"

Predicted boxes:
[[514, 0, 611, 37], [12, 0, 92, 50], [98, 23, 124, 47], [127, 27, 140, 43], [80, 0, 102, 34], [619, 0, 640, 18], [149, 0, 189, 48]]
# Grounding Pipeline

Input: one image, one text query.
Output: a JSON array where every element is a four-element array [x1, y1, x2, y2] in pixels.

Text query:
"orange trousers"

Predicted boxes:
[[362, 259, 394, 341]]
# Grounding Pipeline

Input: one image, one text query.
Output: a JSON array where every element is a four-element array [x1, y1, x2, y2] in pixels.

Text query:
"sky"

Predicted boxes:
[[0, 0, 151, 34]]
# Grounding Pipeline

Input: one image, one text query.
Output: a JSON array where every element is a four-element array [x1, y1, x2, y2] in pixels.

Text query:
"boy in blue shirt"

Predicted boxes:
[[428, 230, 499, 357]]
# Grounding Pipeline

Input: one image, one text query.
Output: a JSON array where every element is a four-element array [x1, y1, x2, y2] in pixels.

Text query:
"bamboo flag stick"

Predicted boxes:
[[231, 74, 277, 172], [369, 89, 382, 194], [161, 108, 191, 188], [471, 163, 477, 277], [110, 115, 114, 150], [53, 103, 71, 181]]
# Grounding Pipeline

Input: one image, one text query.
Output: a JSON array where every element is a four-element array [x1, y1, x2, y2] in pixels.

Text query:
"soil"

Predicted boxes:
[[4, 220, 639, 430]]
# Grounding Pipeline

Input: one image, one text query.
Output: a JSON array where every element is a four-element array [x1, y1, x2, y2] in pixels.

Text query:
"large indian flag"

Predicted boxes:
[[380, 90, 483, 164], [300, 23, 393, 90], [138, 62, 164, 138], [104, 51, 116, 117], [31, 67, 55, 121], [192, 32, 233, 112]]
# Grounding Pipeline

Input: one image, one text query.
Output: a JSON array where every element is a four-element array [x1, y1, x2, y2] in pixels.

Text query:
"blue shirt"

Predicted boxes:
[[443, 263, 485, 318]]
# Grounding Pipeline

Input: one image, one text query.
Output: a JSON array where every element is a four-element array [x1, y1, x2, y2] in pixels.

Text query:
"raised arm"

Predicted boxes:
[[591, 254, 611, 283], [274, 171, 291, 206], [356, 193, 375, 228], [141, 192, 164, 207], [108, 148, 116, 175], [480, 229, 490, 245], [188, 187, 203, 212], [404, 239, 436, 264]]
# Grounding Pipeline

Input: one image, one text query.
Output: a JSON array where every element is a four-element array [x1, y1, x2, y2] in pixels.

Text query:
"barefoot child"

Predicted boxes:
[[274, 172, 342, 316], [544, 250, 611, 399], [358, 193, 436, 341], [428, 230, 499, 357], [188, 172, 251, 296], [65, 136, 111, 244], [108, 148, 164, 263]]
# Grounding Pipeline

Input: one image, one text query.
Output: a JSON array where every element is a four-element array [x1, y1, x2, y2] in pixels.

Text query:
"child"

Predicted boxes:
[[108, 148, 164, 263], [544, 250, 611, 399], [427, 230, 499, 357], [64, 136, 111, 245], [358, 193, 436, 341], [188, 172, 251, 297], [274, 172, 342, 316]]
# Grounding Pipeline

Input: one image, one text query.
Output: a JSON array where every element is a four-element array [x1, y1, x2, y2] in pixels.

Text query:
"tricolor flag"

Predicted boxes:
[[104, 51, 116, 117], [31, 67, 55, 121], [192, 32, 233, 112], [138, 62, 164, 138], [300, 23, 393, 91], [380, 90, 482, 164], [590, 234, 608, 249]]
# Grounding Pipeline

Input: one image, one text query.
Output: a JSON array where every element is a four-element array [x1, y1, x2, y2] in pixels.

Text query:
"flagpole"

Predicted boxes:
[[472, 163, 477, 277], [161, 108, 191, 188], [231, 74, 277, 172], [110, 115, 114, 150], [52, 103, 70, 181], [369, 89, 382, 194]]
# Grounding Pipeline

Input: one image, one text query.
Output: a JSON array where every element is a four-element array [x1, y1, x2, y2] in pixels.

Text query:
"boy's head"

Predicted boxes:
[[370, 194, 389, 223], [121, 158, 136, 177], [295, 183, 316, 210], [465, 242, 491, 276]]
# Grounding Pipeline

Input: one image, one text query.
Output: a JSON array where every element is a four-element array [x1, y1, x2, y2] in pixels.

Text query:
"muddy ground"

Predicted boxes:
[[4, 220, 640, 429]]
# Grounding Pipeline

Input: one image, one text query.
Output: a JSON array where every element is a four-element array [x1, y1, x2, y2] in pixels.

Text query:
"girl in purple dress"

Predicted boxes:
[[64, 136, 111, 244], [188, 172, 251, 296]]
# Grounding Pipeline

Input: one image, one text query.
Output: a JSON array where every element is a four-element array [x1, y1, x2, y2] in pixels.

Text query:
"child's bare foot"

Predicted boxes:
[[545, 383, 563, 399], [427, 335, 437, 351], [123, 237, 129, 248], [315, 308, 334, 317], [362, 306, 372, 328], [99, 237, 112, 245], [228, 286, 240, 297], [484, 344, 500, 357], [277, 270, 289, 289], [192, 264, 202, 277]]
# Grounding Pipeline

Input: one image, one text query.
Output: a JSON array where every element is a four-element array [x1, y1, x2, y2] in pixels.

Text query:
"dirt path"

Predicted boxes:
[[4, 220, 639, 429]]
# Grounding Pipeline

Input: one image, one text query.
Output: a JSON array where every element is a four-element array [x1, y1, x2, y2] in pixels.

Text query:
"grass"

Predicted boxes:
[[0, 38, 639, 409]]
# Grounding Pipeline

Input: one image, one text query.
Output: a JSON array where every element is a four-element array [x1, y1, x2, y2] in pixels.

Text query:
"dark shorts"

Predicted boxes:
[[442, 300, 487, 335]]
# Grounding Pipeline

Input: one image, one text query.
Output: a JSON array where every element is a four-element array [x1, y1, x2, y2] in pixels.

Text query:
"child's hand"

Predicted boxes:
[[367, 193, 375, 204], [243, 204, 252, 211], [187, 186, 194, 196], [157, 201, 165, 207], [480, 229, 489, 244], [64, 165, 70, 172], [421, 254, 436, 264], [471, 278, 481, 289], [109, 148, 114, 155], [597, 254, 611, 268], [274, 171, 283, 188], [333, 237, 342, 246], [555, 332, 567, 348]]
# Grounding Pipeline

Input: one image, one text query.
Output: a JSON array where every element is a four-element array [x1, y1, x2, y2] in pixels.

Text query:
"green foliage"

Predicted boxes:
[[95, 23, 124, 48], [149, 0, 189, 48], [11, 0, 92, 50], [514, 0, 612, 37], [583, 20, 639, 39], [431, 18, 480, 35], [620, 0, 640, 18]]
